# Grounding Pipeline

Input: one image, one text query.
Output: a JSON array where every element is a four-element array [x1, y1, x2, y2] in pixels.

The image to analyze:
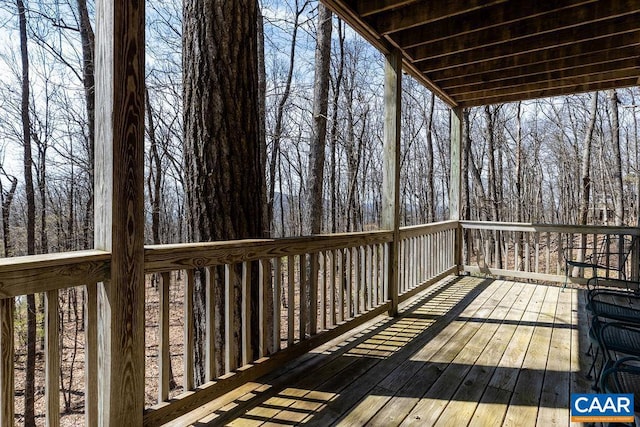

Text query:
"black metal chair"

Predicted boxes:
[[600, 356, 640, 426], [564, 235, 637, 289], [589, 320, 640, 390]]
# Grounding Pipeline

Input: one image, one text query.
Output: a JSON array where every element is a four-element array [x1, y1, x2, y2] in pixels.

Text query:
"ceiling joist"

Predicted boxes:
[[322, 0, 640, 107]]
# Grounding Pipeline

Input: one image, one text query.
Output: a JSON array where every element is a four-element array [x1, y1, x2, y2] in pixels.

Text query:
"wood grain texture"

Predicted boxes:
[[84, 285, 98, 427], [0, 250, 109, 299], [95, 0, 146, 424], [382, 48, 401, 316], [184, 270, 195, 390], [159, 273, 170, 403], [0, 298, 13, 427], [204, 268, 215, 381], [45, 290, 60, 427], [323, 0, 640, 107], [144, 232, 393, 273], [224, 265, 236, 374]]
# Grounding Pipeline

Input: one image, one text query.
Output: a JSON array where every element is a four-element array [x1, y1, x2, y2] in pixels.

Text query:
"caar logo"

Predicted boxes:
[[571, 393, 634, 423]]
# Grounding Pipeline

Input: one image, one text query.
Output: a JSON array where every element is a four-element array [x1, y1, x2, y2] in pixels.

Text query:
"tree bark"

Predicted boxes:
[[17, 1, 37, 425], [184, 0, 266, 382], [306, 4, 332, 236]]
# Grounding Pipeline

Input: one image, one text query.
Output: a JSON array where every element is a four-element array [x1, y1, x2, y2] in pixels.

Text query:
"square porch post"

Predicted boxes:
[[94, 0, 146, 425], [383, 48, 401, 316], [450, 107, 463, 271]]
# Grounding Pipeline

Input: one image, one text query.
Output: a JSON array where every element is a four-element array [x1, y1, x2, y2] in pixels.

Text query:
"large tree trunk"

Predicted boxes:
[[329, 20, 345, 234], [17, 1, 37, 425], [306, 4, 332, 236], [305, 3, 332, 334], [183, 0, 266, 383]]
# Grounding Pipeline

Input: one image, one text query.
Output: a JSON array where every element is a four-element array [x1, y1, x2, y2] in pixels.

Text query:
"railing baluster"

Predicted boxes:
[[338, 249, 345, 322], [241, 262, 252, 366], [84, 285, 97, 427], [352, 247, 359, 316], [329, 250, 336, 326], [318, 252, 328, 330], [0, 298, 13, 427], [372, 245, 378, 306], [273, 258, 282, 352], [535, 232, 540, 273], [299, 255, 307, 340], [159, 272, 170, 402], [287, 255, 295, 346], [259, 258, 270, 357], [205, 267, 215, 380], [346, 249, 352, 319], [309, 253, 318, 336], [225, 264, 236, 373], [525, 233, 531, 272], [45, 289, 60, 427], [184, 270, 194, 389]]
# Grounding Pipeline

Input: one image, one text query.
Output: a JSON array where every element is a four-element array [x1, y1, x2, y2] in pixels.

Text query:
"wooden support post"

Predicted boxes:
[[45, 290, 60, 427], [0, 298, 13, 427], [84, 285, 97, 427], [450, 107, 463, 273], [95, 0, 145, 424], [382, 48, 401, 317]]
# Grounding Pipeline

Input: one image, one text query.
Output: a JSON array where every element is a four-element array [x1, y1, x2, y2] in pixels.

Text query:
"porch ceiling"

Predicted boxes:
[[321, 0, 640, 107]]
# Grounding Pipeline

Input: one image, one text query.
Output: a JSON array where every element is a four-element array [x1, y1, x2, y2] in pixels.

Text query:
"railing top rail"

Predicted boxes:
[[0, 249, 110, 271], [399, 220, 458, 238], [460, 220, 640, 236], [0, 250, 111, 299], [144, 230, 394, 273]]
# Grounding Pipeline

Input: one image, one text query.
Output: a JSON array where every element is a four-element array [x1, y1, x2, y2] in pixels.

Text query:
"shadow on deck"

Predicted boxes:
[[166, 276, 591, 427]]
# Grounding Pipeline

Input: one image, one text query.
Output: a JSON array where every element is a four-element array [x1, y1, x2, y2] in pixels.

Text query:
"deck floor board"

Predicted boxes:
[[164, 276, 592, 427]]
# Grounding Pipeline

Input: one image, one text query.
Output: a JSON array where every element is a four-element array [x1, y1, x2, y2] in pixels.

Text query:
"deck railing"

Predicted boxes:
[[0, 221, 456, 426], [1, 220, 635, 425], [461, 221, 640, 284]]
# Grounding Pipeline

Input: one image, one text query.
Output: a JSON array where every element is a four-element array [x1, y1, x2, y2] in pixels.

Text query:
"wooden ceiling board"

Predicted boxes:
[[322, 0, 640, 107]]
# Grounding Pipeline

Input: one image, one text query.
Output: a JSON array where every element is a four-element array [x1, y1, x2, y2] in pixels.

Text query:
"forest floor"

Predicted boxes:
[[12, 277, 190, 426]]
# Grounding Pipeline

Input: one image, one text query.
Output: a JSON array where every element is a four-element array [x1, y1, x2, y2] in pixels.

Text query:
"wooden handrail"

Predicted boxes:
[[3, 221, 638, 425], [460, 220, 640, 235], [0, 250, 110, 299]]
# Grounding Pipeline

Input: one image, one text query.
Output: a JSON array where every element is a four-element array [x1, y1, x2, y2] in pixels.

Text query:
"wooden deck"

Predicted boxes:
[[164, 275, 592, 426]]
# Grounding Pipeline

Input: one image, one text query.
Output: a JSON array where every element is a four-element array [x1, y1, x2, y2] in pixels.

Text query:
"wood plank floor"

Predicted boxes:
[[165, 276, 593, 427]]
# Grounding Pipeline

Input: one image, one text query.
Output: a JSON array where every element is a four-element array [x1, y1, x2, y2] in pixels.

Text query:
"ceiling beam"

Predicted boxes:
[[411, 16, 640, 70], [354, 0, 418, 17], [456, 71, 639, 106], [460, 78, 639, 107], [367, 0, 508, 34], [391, 0, 596, 49], [424, 35, 640, 80], [405, 1, 638, 60], [321, 0, 390, 54], [433, 45, 640, 88], [446, 63, 639, 97]]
